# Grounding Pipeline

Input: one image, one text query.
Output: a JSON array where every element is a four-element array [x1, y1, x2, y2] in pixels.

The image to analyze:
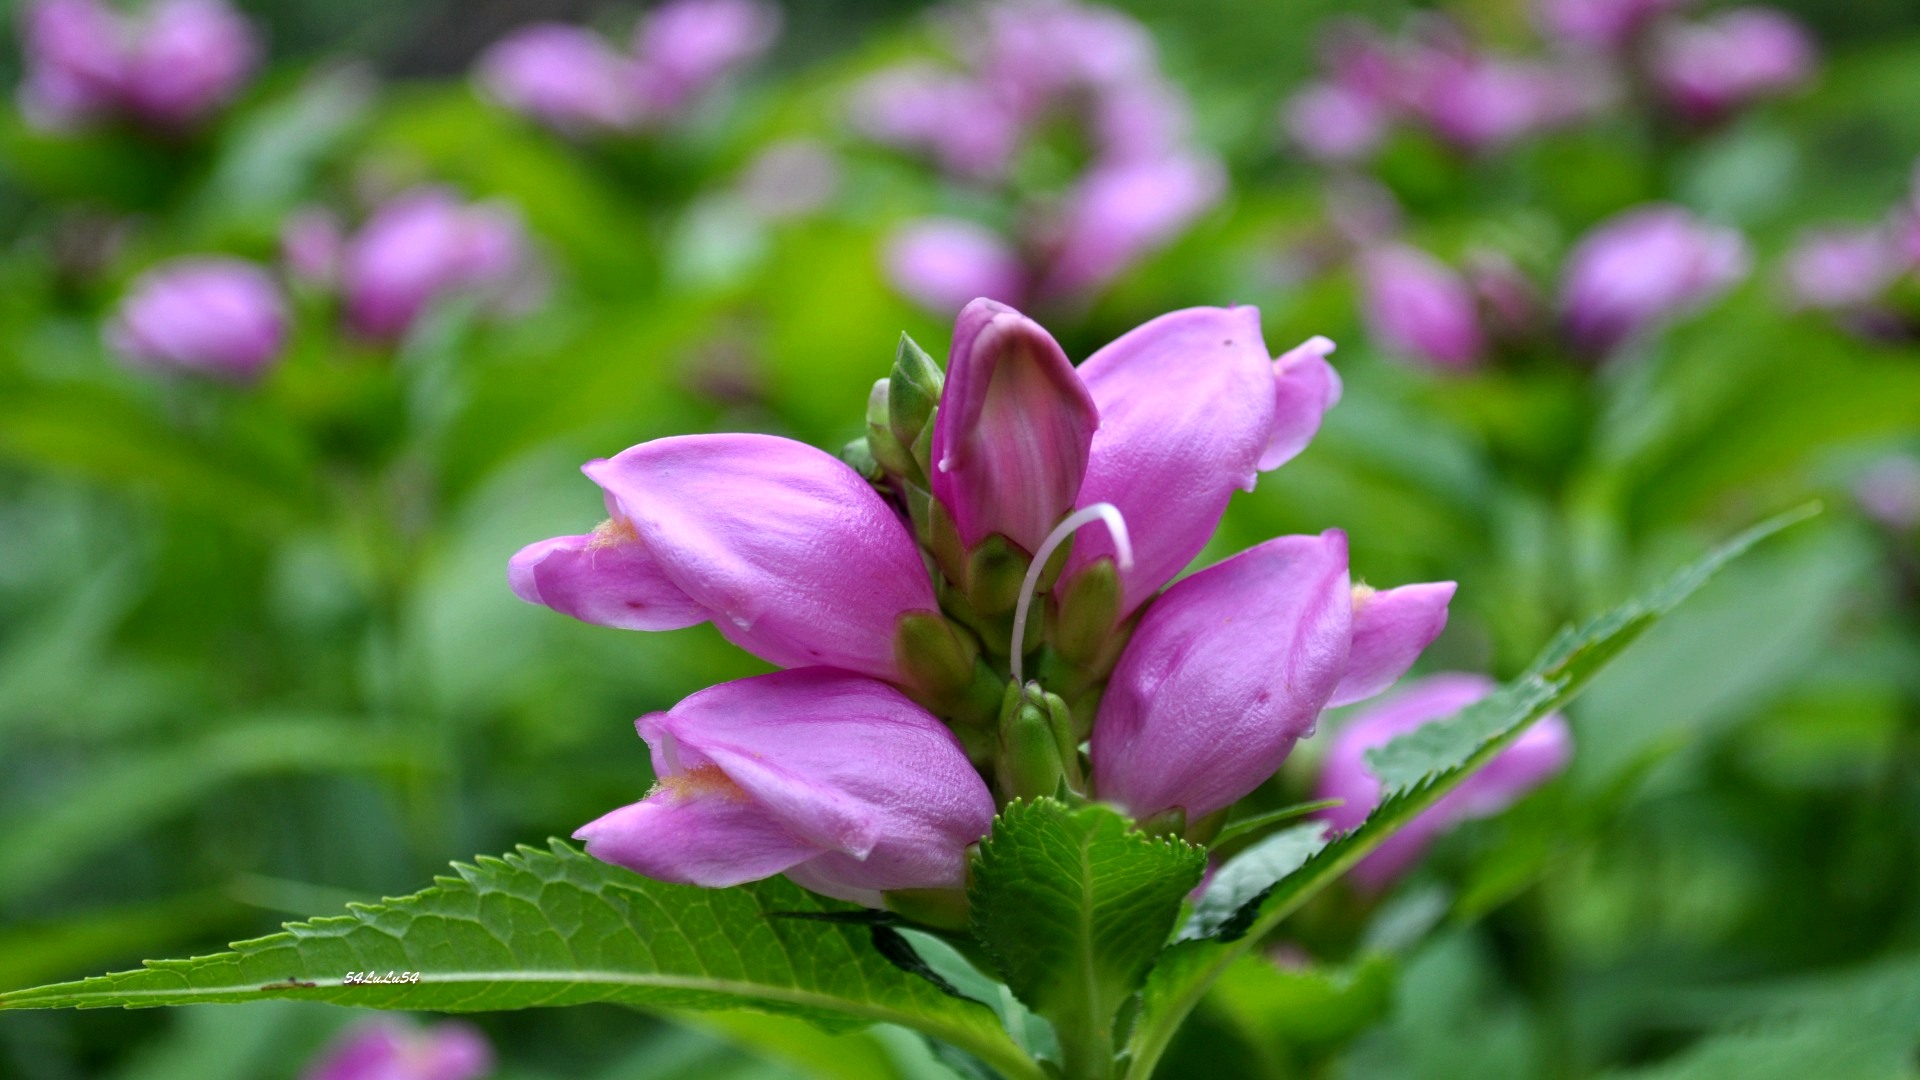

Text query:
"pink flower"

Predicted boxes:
[[106, 256, 287, 382], [16, 0, 257, 131], [1316, 673, 1572, 890], [1283, 81, 1393, 164], [518, 300, 1443, 903], [1401, 50, 1606, 151], [885, 219, 1029, 315], [1560, 204, 1750, 355], [1781, 227, 1905, 311], [1360, 244, 1487, 370], [576, 669, 995, 906], [1650, 8, 1816, 124], [848, 66, 1023, 183], [303, 1019, 492, 1080], [1534, 0, 1694, 52], [341, 188, 534, 341], [474, 23, 642, 134], [1039, 152, 1225, 300], [630, 0, 780, 116]]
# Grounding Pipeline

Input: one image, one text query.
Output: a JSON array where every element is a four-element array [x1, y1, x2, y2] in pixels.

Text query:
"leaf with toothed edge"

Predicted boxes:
[[1125, 506, 1819, 1080], [0, 840, 1036, 1075]]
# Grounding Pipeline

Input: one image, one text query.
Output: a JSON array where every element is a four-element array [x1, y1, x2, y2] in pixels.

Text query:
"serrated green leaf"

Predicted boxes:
[[1179, 823, 1329, 942], [1122, 507, 1815, 1079], [970, 799, 1206, 1078], [0, 841, 1040, 1079]]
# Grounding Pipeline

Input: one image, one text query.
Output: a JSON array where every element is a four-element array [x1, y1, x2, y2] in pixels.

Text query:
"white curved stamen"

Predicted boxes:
[[1010, 503, 1134, 684]]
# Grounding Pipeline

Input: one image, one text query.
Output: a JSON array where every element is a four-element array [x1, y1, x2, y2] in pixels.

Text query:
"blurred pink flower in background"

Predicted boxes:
[[340, 188, 538, 342], [1040, 153, 1225, 299], [736, 139, 842, 220], [1782, 227, 1905, 312], [303, 1019, 492, 1080], [281, 207, 345, 289], [475, 24, 641, 135], [17, 0, 258, 132], [1283, 81, 1392, 164], [106, 256, 287, 382], [1360, 244, 1486, 370], [1560, 204, 1750, 355], [474, 0, 777, 135], [848, 64, 1023, 182], [886, 219, 1029, 313], [1534, 0, 1694, 52], [1650, 8, 1816, 123], [1316, 673, 1572, 891]]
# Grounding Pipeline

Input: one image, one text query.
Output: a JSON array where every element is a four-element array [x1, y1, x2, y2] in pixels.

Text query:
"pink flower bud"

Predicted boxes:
[[1559, 204, 1749, 355], [1316, 673, 1572, 890], [1092, 532, 1355, 821], [885, 218, 1029, 316], [106, 256, 287, 382], [303, 1019, 492, 1080], [630, 0, 780, 117], [510, 433, 940, 684], [576, 669, 995, 906], [931, 299, 1097, 555], [1360, 244, 1486, 370], [474, 23, 641, 134], [117, 0, 258, 128], [342, 187, 534, 341], [1650, 8, 1816, 124]]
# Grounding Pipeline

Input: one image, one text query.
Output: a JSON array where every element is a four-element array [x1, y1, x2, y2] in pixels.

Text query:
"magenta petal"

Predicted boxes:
[[1316, 673, 1571, 890], [586, 434, 938, 681], [1092, 531, 1353, 820], [1329, 580, 1456, 707], [1261, 336, 1343, 471], [507, 529, 706, 631], [617, 670, 995, 900], [1360, 244, 1485, 370], [1066, 306, 1279, 616], [574, 788, 823, 888], [931, 299, 1098, 553]]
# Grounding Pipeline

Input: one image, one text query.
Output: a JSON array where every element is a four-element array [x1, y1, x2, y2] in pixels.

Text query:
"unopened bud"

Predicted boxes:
[[918, 492, 968, 587], [894, 612, 979, 702], [1051, 557, 1123, 669], [889, 332, 943, 451], [1136, 807, 1187, 839], [964, 533, 1030, 617], [839, 437, 882, 481], [866, 378, 918, 480], [994, 681, 1083, 802]]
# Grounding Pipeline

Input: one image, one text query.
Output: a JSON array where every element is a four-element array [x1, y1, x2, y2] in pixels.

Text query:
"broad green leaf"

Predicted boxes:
[[970, 799, 1206, 1078], [1121, 506, 1815, 1079], [0, 842, 1039, 1079], [1209, 951, 1397, 1050]]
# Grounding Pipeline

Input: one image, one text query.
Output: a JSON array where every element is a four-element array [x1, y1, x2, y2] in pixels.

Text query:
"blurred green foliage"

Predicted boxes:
[[1, 0, 1919, 1078]]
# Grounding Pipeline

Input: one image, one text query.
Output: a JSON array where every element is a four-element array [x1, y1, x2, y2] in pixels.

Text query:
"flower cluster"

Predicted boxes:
[[473, 0, 780, 137], [1358, 202, 1749, 369], [1284, 0, 1814, 165], [850, 0, 1223, 314], [512, 297, 1463, 909], [16, 0, 258, 133], [283, 187, 540, 343]]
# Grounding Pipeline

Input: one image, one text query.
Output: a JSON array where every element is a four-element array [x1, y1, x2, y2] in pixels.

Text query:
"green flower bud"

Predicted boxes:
[[894, 611, 979, 702], [866, 378, 918, 480], [1051, 556, 1123, 669], [994, 681, 1084, 803], [964, 533, 1030, 617], [838, 436, 882, 481], [888, 332, 944, 452]]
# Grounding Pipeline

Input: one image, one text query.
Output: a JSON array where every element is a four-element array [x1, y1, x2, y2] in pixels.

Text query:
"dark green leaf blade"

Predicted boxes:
[[0, 841, 1034, 1076], [971, 799, 1206, 1076]]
